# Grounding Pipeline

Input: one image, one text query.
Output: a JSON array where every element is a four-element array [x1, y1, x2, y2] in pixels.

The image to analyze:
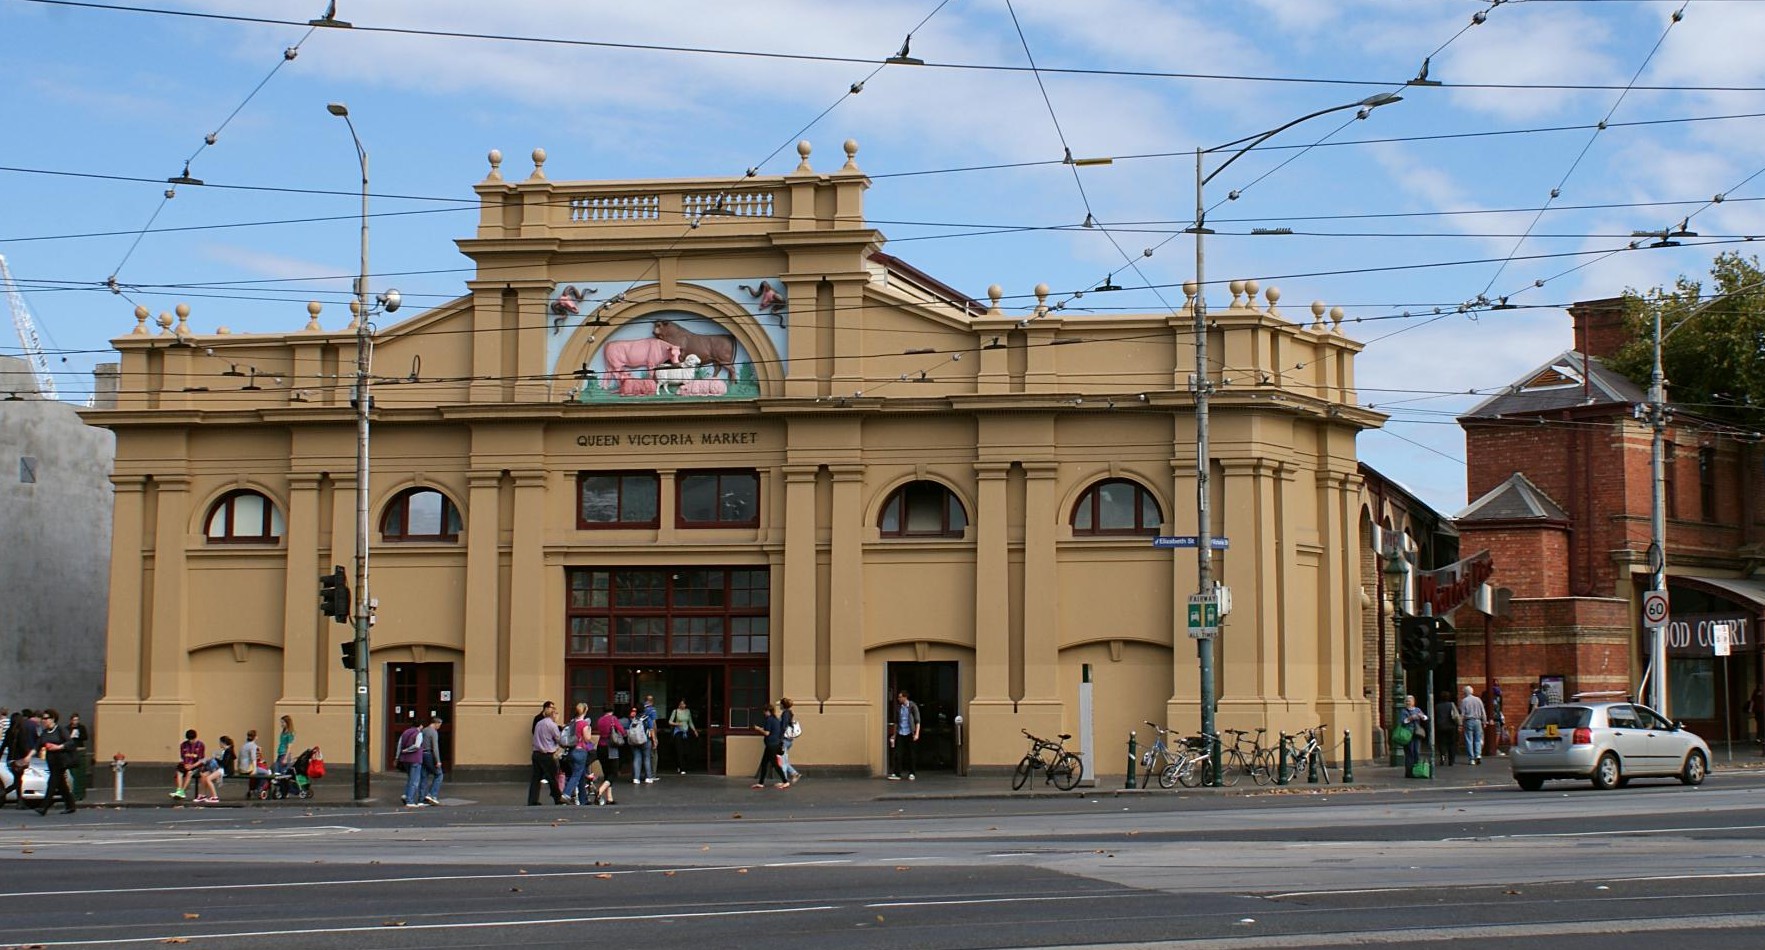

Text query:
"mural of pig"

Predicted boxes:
[[652, 320, 738, 379], [678, 378, 727, 397], [618, 377, 659, 397], [601, 338, 680, 383]]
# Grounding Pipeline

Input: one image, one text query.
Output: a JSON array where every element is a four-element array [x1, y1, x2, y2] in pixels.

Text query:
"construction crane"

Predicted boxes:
[[1, 253, 57, 399]]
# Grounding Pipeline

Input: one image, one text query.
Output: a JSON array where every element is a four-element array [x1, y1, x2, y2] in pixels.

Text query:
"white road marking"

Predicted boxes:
[[0, 859, 849, 900], [1441, 821, 1765, 841], [1058, 912, 1765, 948], [867, 894, 1125, 908], [0, 826, 360, 849], [20, 904, 837, 947], [1267, 869, 1765, 900]]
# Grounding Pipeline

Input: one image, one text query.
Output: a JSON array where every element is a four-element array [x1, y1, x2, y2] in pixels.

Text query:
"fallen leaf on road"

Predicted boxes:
[[159, 939, 189, 945], [382, 920, 406, 927], [736, 868, 748, 874], [20, 850, 32, 855], [518, 869, 528, 874], [510, 887, 522, 892], [731, 813, 743, 819], [894, 866, 910, 871], [182, 913, 200, 919], [1505, 890, 1522, 895], [663, 870, 676, 877], [700, 846, 710, 852], [594, 860, 612, 867], [876, 915, 885, 922]]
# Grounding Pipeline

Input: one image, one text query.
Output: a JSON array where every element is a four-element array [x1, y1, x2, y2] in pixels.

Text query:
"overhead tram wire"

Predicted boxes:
[[24, 0, 1765, 93], [103, 7, 325, 290]]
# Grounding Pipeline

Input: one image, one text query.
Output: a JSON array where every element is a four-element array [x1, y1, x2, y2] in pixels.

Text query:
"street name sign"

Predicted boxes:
[[1154, 536, 1230, 550]]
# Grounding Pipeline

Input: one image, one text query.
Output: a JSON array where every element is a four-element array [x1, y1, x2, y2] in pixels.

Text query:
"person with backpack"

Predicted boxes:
[[777, 697, 803, 786], [623, 706, 652, 785], [397, 720, 427, 807], [594, 705, 622, 783], [417, 716, 445, 806]]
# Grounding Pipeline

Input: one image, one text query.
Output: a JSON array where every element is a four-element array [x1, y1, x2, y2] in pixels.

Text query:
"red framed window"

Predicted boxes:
[[204, 489, 284, 544], [381, 488, 462, 543], [566, 568, 770, 659], [578, 472, 660, 529], [676, 470, 759, 528], [1071, 478, 1162, 536], [878, 480, 968, 538]]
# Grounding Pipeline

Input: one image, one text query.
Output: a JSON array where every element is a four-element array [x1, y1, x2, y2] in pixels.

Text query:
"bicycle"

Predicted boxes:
[[1218, 728, 1275, 786], [1013, 729, 1085, 791], [1138, 722, 1189, 789], [1283, 725, 1333, 785]]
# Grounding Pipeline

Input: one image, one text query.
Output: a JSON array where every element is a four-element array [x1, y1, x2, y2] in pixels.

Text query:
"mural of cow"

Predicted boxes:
[[600, 338, 680, 384], [652, 320, 739, 379]]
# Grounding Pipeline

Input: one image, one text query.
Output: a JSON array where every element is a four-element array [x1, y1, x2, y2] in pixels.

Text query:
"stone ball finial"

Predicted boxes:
[[1265, 286, 1281, 317], [216, 327, 232, 335], [795, 139, 814, 174], [487, 149, 504, 181], [156, 311, 174, 333], [1243, 279, 1261, 309], [1034, 282, 1049, 303], [1228, 280, 1245, 308], [132, 305, 150, 335], [175, 302, 191, 320], [529, 147, 547, 181], [305, 300, 323, 332], [1330, 306, 1345, 333], [1311, 301, 1327, 330], [1182, 280, 1197, 299], [841, 139, 860, 172], [308, 300, 323, 317], [987, 284, 1003, 311]]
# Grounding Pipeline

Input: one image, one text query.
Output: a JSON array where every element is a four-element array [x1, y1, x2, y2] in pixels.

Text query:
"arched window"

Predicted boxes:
[[1071, 479, 1161, 536], [381, 488, 462, 543], [878, 480, 968, 538], [204, 490, 285, 543]]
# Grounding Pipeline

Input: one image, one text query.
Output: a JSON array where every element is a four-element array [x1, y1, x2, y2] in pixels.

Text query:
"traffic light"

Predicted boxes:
[[339, 639, 361, 671], [1399, 614, 1451, 670], [318, 565, 350, 623], [1399, 615, 1429, 668]]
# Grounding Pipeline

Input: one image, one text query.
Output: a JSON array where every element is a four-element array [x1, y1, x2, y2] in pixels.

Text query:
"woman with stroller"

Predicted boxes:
[[274, 716, 296, 771]]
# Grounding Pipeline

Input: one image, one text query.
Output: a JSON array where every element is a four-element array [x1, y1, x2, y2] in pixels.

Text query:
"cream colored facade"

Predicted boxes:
[[88, 142, 1384, 775]]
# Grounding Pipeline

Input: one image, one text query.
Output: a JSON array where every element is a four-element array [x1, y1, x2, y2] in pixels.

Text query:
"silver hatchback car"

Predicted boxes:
[[1510, 701, 1710, 791]]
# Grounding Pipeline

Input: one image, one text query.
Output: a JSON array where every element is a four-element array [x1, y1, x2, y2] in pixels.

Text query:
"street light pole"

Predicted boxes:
[[328, 102, 373, 802], [1187, 93, 1401, 784], [1647, 302, 1668, 716]]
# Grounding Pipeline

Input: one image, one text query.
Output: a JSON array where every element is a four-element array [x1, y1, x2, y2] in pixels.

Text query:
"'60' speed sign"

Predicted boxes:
[[1642, 589, 1670, 629]]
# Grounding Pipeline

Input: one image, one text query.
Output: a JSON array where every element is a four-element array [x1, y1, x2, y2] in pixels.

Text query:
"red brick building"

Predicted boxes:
[[1454, 298, 1765, 742]]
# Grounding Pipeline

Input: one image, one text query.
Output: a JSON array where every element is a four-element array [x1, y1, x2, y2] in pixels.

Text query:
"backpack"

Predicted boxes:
[[624, 720, 648, 747], [783, 713, 802, 741], [558, 721, 577, 749], [397, 726, 424, 765]]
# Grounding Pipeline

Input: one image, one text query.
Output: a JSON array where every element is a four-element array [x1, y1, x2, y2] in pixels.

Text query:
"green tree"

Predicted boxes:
[[1607, 251, 1765, 425]]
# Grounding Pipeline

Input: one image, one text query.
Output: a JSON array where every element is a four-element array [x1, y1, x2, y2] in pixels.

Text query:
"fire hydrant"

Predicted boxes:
[[111, 753, 127, 803]]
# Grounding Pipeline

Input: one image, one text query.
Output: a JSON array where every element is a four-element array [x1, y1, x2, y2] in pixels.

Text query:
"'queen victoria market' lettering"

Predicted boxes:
[[576, 431, 760, 448]]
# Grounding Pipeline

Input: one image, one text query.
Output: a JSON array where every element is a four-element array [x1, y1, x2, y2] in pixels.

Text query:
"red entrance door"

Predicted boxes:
[[385, 663, 453, 770]]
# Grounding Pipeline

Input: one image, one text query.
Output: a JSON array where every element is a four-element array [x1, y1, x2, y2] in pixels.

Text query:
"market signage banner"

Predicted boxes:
[[1417, 550, 1494, 616], [1666, 612, 1753, 657]]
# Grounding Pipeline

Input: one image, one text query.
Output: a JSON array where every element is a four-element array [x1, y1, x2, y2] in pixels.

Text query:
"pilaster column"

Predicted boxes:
[[321, 474, 357, 708], [780, 464, 819, 702], [972, 462, 1011, 700], [506, 470, 550, 704], [279, 473, 323, 703], [1218, 459, 1277, 711], [100, 476, 147, 703], [827, 465, 865, 701], [1021, 462, 1060, 701], [460, 471, 502, 697], [147, 475, 191, 703]]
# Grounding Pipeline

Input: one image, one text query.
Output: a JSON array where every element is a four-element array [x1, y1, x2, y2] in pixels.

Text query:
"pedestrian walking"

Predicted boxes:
[[274, 715, 296, 771], [624, 706, 653, 785], [1530, 681, 1551, 713], [416, 716, 445, 805], [669, 699, 699, 774], [1746, 685, 1765, 750], [0, 708, 35, 808], [170, 729, 206, 800], [641, 696, 660, 783], [1433, 691, 1458, 767], [886, 690, 921, 781], [529, 705, 564, 806], [1398, 695, 1428, 778], [752, 702, 787, 789], [595, 705, 623, 782], [397, 720, 427, 807], [35, 709, 75, 815], [532, 700, 556, 729], [1488, 685, 1507, 756], [1459, 685, 1488, 765], [777, 697, 803, 785], [563, 704, 597, 804], [63, 713, 89, 800]]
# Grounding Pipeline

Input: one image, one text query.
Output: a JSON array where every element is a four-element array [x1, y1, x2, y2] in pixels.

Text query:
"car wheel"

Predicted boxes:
[[1516, 775, 1544, 791], [1591, 752, 1621, 790], [1680, 750, 1708, 786]]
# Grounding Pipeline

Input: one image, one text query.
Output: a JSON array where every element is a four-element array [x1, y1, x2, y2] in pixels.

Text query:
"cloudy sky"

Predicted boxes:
[[5, 0, 1763, 512]]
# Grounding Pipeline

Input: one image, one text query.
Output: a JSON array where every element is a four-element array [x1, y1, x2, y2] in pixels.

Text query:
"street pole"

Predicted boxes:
[[330, 103, 373, 803], [1647, 301, 1667, 718], [1185, 93, 1401, 786]]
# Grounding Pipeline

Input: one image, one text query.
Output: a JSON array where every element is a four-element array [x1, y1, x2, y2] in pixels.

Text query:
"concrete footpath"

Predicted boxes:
[[44, 752, 1763, 811]]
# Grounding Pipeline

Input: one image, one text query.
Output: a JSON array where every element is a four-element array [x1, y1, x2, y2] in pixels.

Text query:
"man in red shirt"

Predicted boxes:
[[170, 730, 205, 800]]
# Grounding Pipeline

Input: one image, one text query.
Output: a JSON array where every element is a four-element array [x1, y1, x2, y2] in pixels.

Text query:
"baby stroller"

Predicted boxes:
[[260, 746, 323, 800]]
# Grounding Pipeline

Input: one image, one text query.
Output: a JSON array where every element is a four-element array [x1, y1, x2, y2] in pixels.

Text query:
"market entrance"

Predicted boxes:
[[564, 566, 771, 776], [887, 660, 960, 772]]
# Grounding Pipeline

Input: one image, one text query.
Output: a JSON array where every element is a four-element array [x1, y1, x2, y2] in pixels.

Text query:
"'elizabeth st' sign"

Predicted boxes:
[[1417, 550, 1495, 616], [576, 430, 761, 448]]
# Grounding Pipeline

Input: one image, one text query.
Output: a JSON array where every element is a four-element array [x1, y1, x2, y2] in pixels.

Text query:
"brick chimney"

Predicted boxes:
[[1568, 296, 1631, 360]]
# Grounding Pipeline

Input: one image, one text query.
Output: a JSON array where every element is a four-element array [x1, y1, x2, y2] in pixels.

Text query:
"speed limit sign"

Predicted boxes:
[[1642, 589, 1670, 629]]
